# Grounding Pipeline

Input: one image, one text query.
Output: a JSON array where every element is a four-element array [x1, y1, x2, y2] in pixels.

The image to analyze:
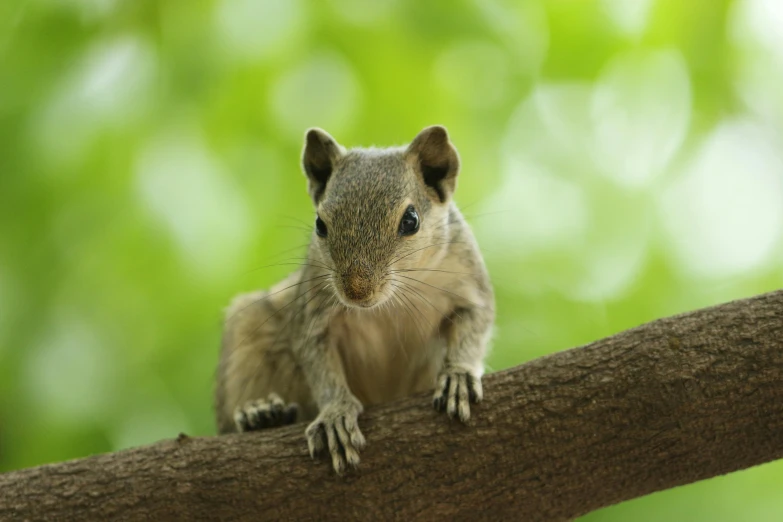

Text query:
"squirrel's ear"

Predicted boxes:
[[302, 128, 345, 204], [405, 125, 460, 203]]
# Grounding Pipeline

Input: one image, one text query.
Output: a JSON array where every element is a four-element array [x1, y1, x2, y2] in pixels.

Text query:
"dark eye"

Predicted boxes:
[[315, 216, 327, 237], [399, 205, 419, 236]]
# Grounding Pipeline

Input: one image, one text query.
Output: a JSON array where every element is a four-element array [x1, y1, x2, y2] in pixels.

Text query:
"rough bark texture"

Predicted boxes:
[[2, 290, 783, 521]]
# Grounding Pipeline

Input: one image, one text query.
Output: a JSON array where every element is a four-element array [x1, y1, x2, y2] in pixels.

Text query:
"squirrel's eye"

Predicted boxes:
[[315, 216, 327, 237], [399, 205, 419, 236]]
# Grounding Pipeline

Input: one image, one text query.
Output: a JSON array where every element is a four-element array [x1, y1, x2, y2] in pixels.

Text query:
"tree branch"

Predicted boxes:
[[2, 290, 783, 521]]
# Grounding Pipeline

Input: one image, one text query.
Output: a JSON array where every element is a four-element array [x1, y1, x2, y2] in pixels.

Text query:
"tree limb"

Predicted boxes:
[[2, 290, 783, 521]]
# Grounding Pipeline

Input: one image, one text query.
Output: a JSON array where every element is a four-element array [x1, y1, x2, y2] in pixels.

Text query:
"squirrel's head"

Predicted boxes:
[[301, 125, 460, 309]]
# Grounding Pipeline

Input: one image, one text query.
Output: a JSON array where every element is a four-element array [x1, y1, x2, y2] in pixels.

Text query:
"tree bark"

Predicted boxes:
[[2, 290, 783, 521]]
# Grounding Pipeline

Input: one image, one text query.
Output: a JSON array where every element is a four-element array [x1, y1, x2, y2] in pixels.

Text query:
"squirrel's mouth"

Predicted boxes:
[[335, 279, 390, 310], [345, 298, 376, 309], [337, 290, 385, 309]]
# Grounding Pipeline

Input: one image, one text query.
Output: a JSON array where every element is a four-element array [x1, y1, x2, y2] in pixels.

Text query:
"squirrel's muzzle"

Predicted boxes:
[[342, 274, 374, 302], [341, 261, 375, 303]]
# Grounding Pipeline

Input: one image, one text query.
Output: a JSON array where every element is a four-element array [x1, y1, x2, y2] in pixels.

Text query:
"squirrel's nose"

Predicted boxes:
[[342, 274, 373, 302], [341, 259, 375, 302]]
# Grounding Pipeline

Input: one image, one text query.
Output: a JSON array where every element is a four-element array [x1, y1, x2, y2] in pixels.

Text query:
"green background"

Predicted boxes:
[[2, 0, 783, 519]]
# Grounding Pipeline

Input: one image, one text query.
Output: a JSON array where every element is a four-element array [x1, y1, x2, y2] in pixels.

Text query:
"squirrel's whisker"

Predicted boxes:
[[390, 267, 478, 276], [278, 224, 313, 233], [225, 273, 331, 322], [431, 209, 508, 231], [392, 279, 458, 326], [246, 261, 335, 275], [242, 242, 312, 271], [393, 274, 492, 312], [281, 257, 338, 273], [280, 214, 316, 228], [388, 281, 432, 343], [386, 240, 467, 268], [232, 280, 329, 356]]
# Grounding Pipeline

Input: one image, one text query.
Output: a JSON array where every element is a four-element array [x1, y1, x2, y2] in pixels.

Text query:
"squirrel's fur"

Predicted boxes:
[[214, 125, 495, 473]]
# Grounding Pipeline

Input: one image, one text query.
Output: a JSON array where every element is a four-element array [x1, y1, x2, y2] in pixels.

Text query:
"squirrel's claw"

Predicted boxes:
[[305, 399, 365, 475], [234, 393, 298, 432], [433, 369, 482, 423]]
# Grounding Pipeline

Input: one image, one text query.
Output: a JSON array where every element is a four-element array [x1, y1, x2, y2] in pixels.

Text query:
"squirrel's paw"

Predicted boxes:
[[432, 369, 483, 423], [305, 398, 365, 475], [234, 393, 298, 432]]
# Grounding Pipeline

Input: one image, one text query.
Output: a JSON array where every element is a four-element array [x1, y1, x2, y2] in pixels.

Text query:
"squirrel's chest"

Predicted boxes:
[[329, 306, 447, 407]]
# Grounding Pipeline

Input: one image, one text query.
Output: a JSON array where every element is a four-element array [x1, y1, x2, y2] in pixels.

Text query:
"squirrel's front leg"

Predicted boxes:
[[433, 305, 493, 423], [295, 311, 365, 474]]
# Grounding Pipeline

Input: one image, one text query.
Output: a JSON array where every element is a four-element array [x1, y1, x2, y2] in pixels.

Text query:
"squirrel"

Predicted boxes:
[[214, 125, 495, 474]]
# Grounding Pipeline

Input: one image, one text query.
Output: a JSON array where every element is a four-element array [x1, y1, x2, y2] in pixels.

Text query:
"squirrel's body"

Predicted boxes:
[[214, 126, 494, 473]]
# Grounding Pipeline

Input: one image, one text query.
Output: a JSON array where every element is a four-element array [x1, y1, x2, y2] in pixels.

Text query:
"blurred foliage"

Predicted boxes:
[[2, 0, 783, 519]]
